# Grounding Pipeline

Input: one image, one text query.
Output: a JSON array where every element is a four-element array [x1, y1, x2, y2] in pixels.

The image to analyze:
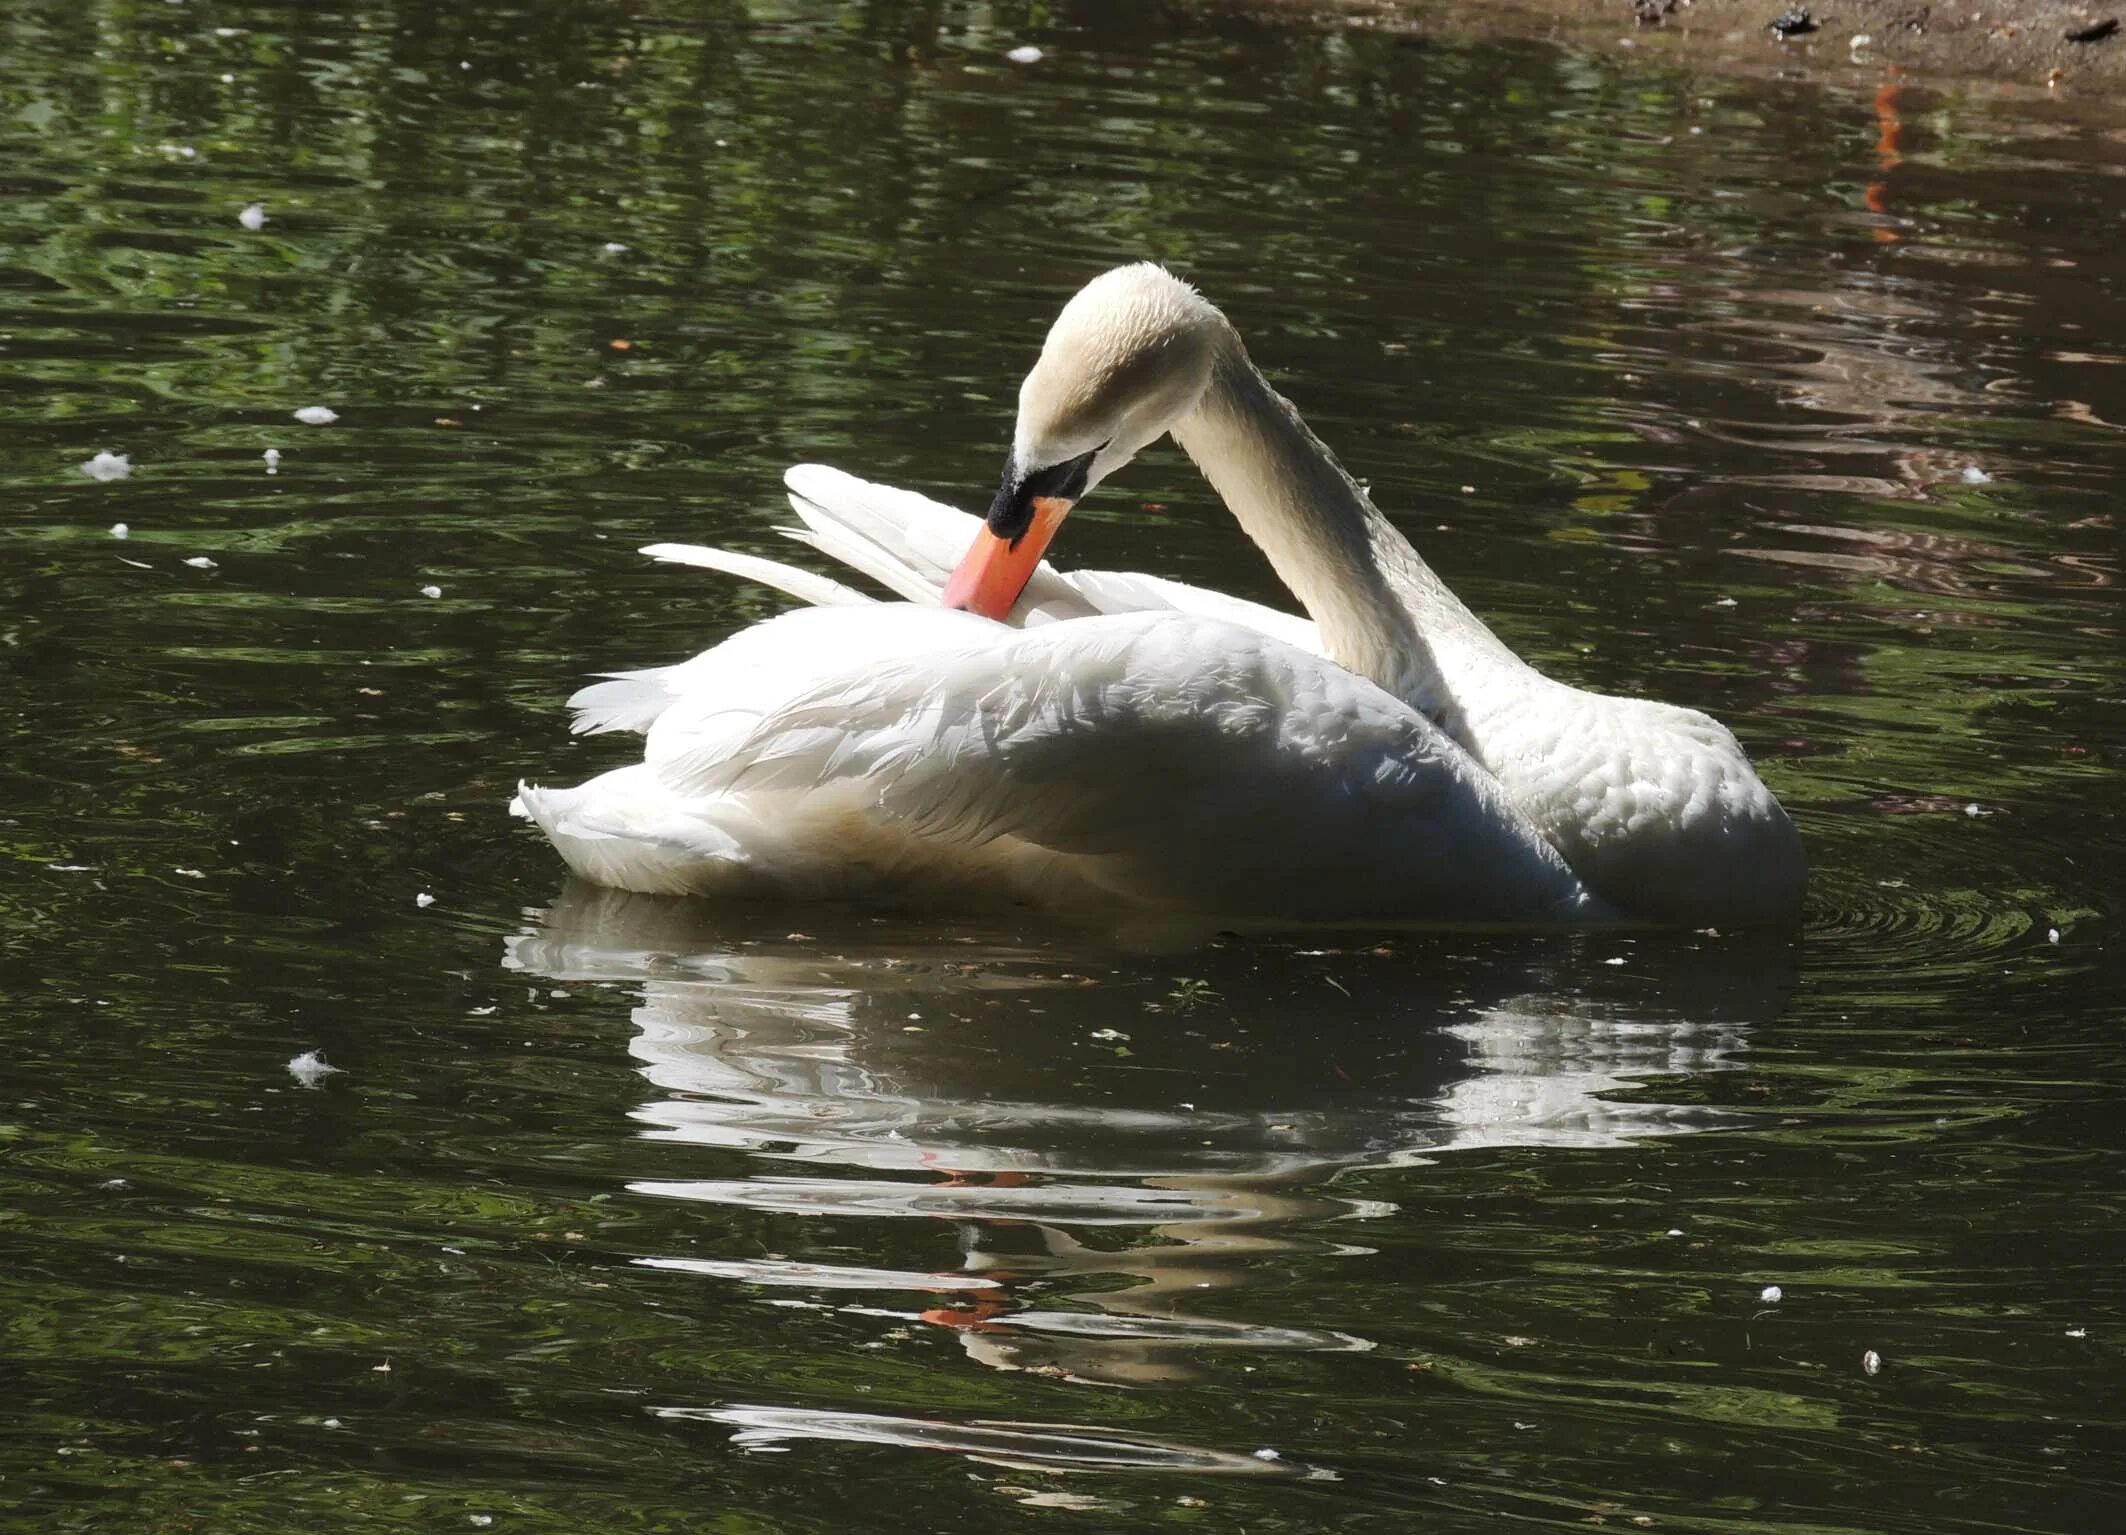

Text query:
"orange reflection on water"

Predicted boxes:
[[1866, 77, 1906, 242]]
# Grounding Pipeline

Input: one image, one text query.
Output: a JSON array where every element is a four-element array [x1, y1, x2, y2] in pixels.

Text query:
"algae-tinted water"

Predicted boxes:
[[2, 4, 2121, 1532]]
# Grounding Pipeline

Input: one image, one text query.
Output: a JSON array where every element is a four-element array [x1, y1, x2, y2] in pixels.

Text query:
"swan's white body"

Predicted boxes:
[[518, 266, 1803, 926]]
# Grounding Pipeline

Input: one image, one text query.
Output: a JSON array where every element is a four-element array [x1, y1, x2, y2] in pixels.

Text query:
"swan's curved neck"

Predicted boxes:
[[1171, 338, 1524, 726]]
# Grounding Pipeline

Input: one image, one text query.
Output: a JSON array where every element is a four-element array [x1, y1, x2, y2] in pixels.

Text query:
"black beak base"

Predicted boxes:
[[985, 446, 1099, 546]]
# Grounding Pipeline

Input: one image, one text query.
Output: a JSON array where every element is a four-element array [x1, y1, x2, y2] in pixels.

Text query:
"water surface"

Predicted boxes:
[[3, 3, 2122, 1532]]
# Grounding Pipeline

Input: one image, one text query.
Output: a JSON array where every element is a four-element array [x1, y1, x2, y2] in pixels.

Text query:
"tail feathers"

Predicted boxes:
[[568, 668, 682, 736], [514, 776, 749, 896], [640, 542, 872, 609]]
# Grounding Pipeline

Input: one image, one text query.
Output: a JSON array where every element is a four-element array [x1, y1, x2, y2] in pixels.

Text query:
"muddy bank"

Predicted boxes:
[[1277, 0, 2126, 96]]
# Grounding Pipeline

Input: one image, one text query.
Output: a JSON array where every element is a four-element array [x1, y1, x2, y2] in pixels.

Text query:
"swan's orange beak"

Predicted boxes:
[[941, 495, 1073, 620]]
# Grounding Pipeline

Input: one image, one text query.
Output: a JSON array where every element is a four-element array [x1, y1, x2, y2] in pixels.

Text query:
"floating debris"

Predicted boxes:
[[81, 451, 132, 481], [1769, 9, 1818, 37], [239, 202, 266, 231], [293, 406, 339, 425], [1251, 1448, 1281, 1462], [183, 556, 218, 569], [110, 522, 130, 539], [2048, 927, 2062, 945], [415, 892, 436, 908], [1960, 465, 1993, 485], [2066, 1326, 2089, 1338], [1089, 1028, 1131, 1042], [1759, 1285, 1784, 1304], [2067, 18, 2120, 44], [287, 1050, 341, 1088], [263, 447, 281, 473], [1666, 1228, 1685, 1238], [419, 584, 442, 598], [1007, 44, 1044, 64], [1862, 1349, 1883, 1376], [602, 241, 629, 253], [155, 143, 198, 160]]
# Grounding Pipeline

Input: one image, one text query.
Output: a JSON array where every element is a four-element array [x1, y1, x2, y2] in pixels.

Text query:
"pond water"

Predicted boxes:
[[3, 2, 2122, 1531]]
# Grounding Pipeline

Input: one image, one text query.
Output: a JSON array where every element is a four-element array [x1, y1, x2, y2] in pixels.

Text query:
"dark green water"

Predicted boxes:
[[3, 2, 2122, 1531]]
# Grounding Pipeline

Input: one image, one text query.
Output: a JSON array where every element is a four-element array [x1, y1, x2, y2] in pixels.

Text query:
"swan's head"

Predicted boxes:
[[944, 263, 1226, 618]]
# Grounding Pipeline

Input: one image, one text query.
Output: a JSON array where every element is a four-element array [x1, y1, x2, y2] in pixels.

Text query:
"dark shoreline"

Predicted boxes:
[[1260, 0, 2126, 100]]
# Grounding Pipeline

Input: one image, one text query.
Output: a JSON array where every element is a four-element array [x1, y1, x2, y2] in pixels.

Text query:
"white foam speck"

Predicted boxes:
[[1759, 1285, 1783, 1304], [1960, 465, 1992, 485], [1007, 44, 1044, 63], [239, 202, 266, 230], [603, 241, 629, 253], [110, 522, 130, 539], [288, 1050, 341, 1088], [416, 892, 436, 908], [294, 406, 338, 425], [184, 555, 218, 569], [82, 451, 132, 481], [420, 584, 442, 598]]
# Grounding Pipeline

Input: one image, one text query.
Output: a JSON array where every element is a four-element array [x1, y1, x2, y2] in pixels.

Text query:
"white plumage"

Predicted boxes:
[[517, 603, 1601, 921], [519, 265, 1803, 926]]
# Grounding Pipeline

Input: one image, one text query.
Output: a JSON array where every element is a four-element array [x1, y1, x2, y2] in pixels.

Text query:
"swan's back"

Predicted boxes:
[[519, 606, 1606, 923], [1464, 679, 1805, 927]]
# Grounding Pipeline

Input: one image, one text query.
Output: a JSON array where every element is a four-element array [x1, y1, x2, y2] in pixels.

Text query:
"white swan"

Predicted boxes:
[[517, 264, 1803, 926]]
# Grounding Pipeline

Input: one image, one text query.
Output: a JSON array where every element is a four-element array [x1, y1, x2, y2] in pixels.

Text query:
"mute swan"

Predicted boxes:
[[517, 264, 1803, 926]]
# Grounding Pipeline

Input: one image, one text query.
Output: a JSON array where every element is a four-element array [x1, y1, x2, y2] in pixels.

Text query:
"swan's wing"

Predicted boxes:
[[632, 607, 1598, 921], [781, 463, 1322, 647], [563, 600, 979, 738], [781, 464, 1094, 621], [1059, 568, 1324, 654], [641, 543, 874, 609]]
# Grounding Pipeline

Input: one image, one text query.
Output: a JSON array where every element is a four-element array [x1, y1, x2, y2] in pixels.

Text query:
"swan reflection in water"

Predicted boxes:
[[508, 881, 1796, 1404]]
